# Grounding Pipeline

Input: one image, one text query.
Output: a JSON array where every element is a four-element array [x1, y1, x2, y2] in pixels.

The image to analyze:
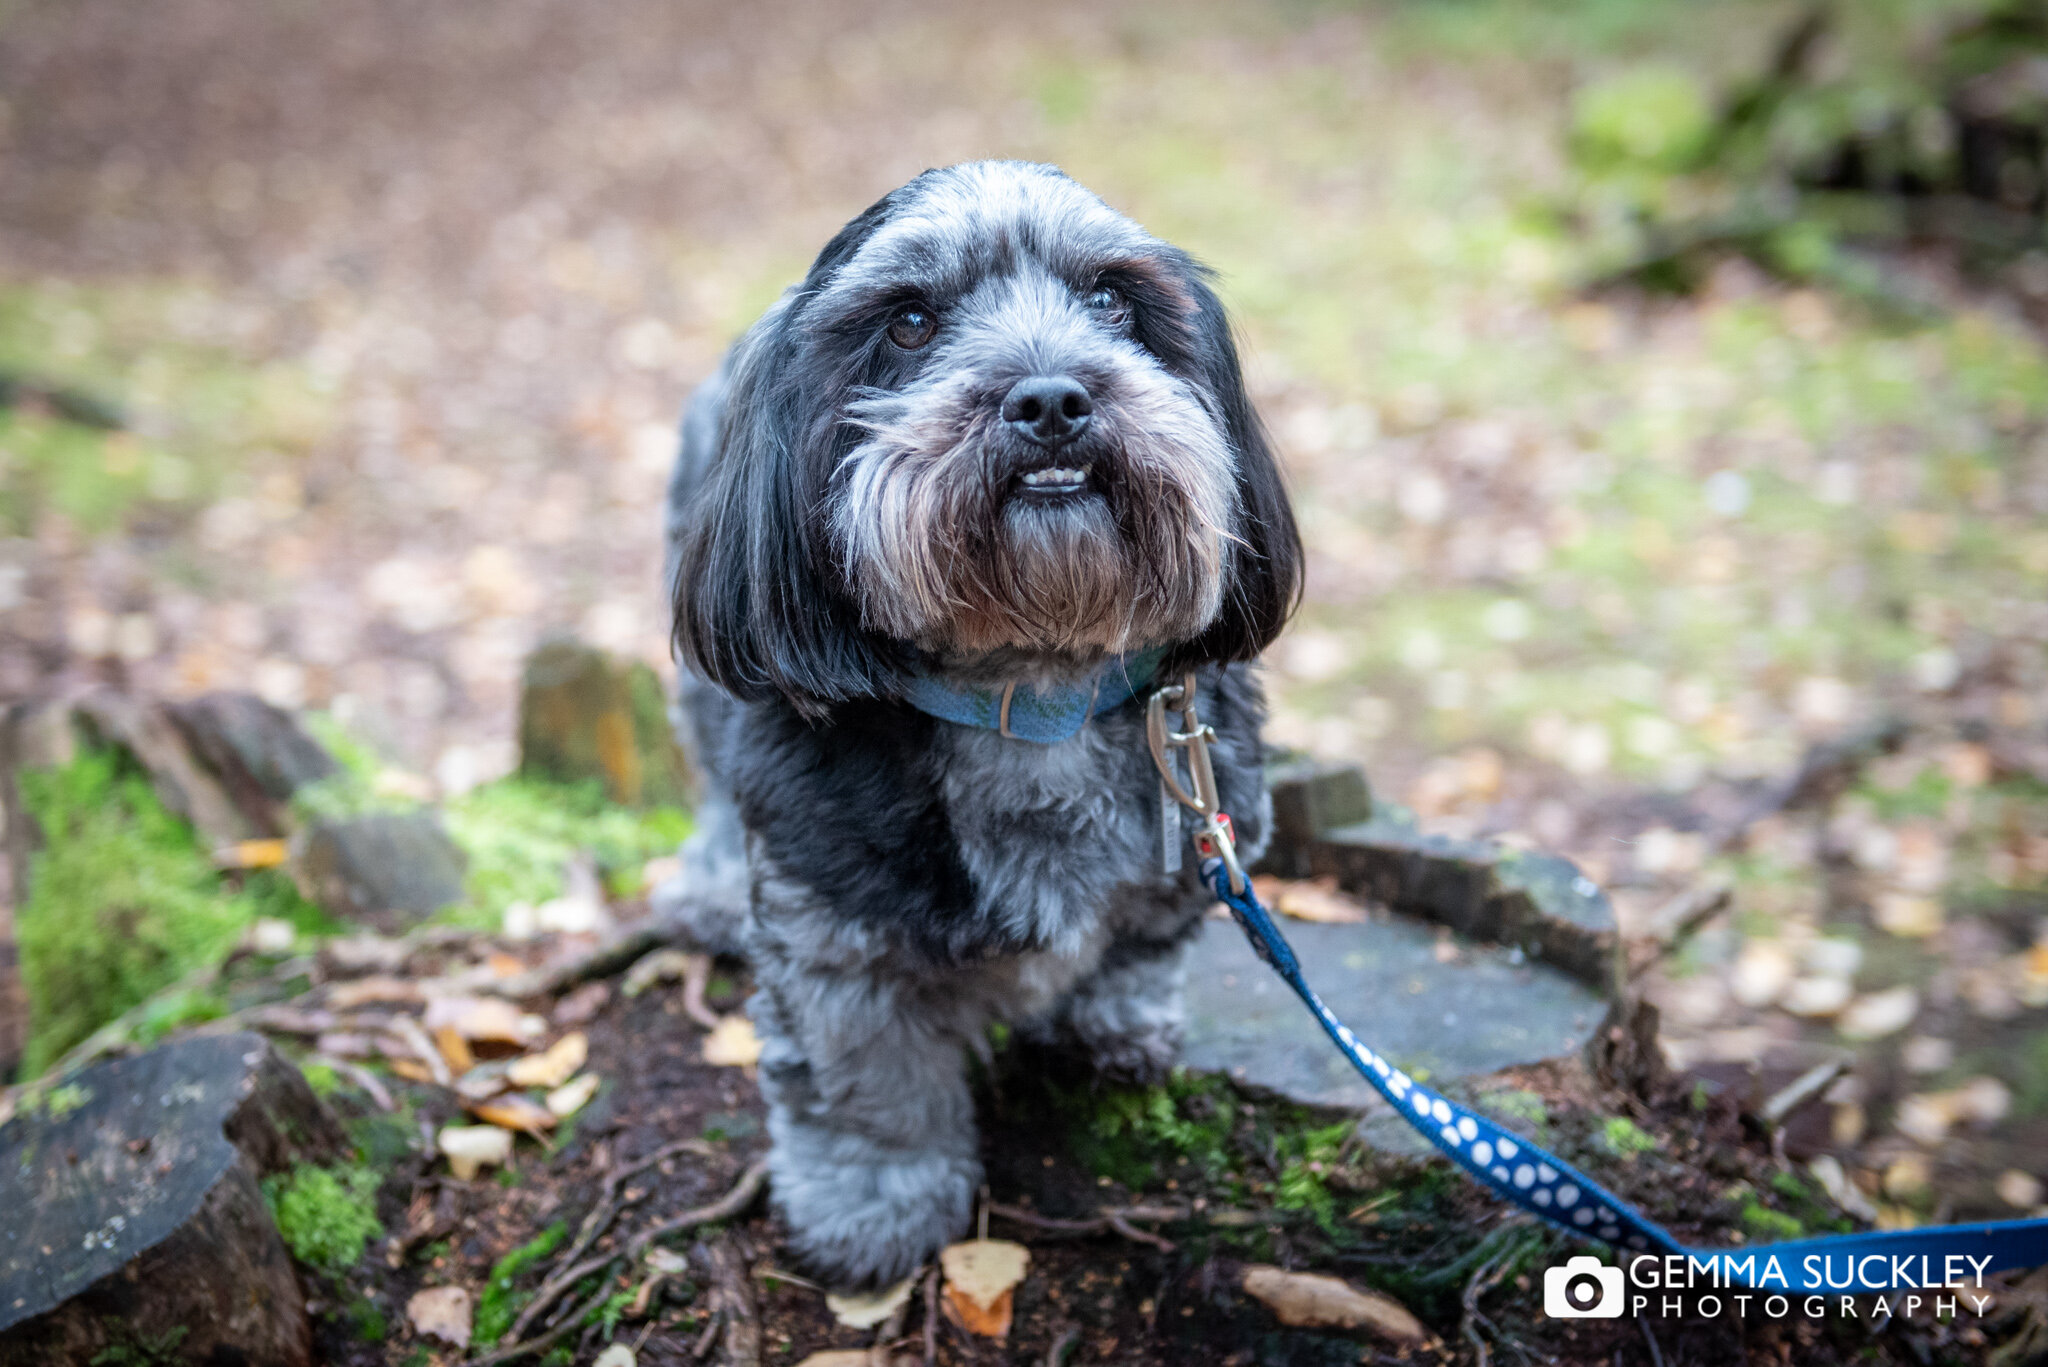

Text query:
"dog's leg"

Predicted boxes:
[[1055, 890, 1205, 1085], [748, 964, 981, 1288]]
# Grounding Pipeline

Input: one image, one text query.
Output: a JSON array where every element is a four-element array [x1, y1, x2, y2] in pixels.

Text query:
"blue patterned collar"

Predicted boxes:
[[897, 647, 1168, 743]]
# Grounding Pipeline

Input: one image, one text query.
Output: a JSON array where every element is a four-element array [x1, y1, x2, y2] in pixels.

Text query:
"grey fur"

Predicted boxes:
[[658, 162, 1297, 1287]]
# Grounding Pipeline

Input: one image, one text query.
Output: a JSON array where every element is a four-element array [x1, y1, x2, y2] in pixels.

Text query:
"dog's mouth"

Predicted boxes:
[[1011, 464, 1094, 499]]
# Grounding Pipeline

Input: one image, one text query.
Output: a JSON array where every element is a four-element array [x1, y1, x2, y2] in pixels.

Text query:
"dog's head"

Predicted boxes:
[[673, 160, 1300, 711]]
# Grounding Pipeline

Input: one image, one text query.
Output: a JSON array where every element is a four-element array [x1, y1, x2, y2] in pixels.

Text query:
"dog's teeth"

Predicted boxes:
[[1021, 467, 1088, 487]]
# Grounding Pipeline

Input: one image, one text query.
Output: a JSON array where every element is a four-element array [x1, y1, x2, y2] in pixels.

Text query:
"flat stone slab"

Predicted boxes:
[[1182, 912, 1606, 1111]]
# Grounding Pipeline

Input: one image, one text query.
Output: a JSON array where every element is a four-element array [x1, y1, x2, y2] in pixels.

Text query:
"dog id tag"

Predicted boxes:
[[1160, 775, 1183, 875]]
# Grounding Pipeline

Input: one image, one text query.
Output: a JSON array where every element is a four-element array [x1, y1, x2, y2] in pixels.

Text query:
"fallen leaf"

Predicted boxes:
[[327, 974, 422, 1009], [553, 980, 610, 1025], [1254, 875, 1368, 924], [423, 995, 537, 1053], [827, 1275, 916, 1328], [940, 1239, 1029, 1339], [216, 837, 289, 869], [591, 1345, 636, 1367], [471, 1093, 557, 1133], [623, 947, 697, 997], [454, 1060, 514, 1104], [434, 1024, 475, 1074], [701, 1015, 763, 1068], [406, 1285, 473, 1347], [508, 1031, 587, 1088], [486, 951, 527, 977], [313, 1031, 377, 1059], [1240, 1266, 1424, 1342], [387, 1057, 437, 1084], [438, 1124, 514, 1180], [795, 1354, 916, 1367], [546, 1072, 600, 1118], [645, 1247, 689, 1274]]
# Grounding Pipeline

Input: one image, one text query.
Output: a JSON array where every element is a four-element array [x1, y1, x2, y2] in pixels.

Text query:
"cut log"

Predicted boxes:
[[0, 1032, 349, 1366], [518, 639, 692, 808], [1260, 756, 1373, 880]]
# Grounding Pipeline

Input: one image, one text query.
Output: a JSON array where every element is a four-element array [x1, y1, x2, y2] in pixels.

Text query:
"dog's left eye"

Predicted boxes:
[[1084, 286, 1131, 326], [887, 305, 938, 350]]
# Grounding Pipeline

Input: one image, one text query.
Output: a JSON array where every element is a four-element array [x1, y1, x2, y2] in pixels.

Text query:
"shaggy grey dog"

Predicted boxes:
[[659, 161, 1301, 1288]]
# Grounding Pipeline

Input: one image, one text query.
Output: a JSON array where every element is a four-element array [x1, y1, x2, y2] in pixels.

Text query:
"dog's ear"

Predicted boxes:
[[1173, 271, 1303, 666], [669, 298, 896, 715]]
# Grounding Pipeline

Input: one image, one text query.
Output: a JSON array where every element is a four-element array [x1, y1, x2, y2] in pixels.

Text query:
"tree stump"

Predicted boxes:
[[519, 639, 692, 808], [0, 1032, 348, 1366]]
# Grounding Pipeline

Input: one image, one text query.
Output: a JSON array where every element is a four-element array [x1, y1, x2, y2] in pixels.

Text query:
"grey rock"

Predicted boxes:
[[1260, 755, 1372, 879], [169, 692, 339, 836], [1182, 912, 1605, 1119], [1306, 808, 1617, 988], [293, 811, 466, 931]]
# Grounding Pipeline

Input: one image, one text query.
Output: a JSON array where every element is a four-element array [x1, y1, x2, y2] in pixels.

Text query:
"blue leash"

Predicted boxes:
[[1142, 673, 2048, 1295]]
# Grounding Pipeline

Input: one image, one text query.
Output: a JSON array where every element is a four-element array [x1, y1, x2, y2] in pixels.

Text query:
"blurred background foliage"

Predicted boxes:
[[0, 0, 2045, 1210]]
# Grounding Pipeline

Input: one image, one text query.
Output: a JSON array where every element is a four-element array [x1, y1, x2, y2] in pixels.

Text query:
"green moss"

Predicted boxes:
[[1274, 1119, 1356, 1234], [443, 775, 689, 921], [586, 1286, 637, 1339], [300, 1061, 342, 1099], [262, 1164, 383, 1279], [16, 746, 270, 1076], [346, 1298, 388, 1343], [1600, 1116, 1659, 1159], [43, 1082, 91, 1120], [87, 1325, 189, 1367], [1740, 1202, 1805, 1242], [473, 1222, 570, 1347], [1067, 1069, 1236, 1188]]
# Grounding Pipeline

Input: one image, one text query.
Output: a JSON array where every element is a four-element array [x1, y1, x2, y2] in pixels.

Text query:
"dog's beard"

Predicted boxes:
[[830, 367, 1235, 656]]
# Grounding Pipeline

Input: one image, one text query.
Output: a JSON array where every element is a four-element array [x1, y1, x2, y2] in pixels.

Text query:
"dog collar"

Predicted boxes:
[[897, 647, 1168, 743]]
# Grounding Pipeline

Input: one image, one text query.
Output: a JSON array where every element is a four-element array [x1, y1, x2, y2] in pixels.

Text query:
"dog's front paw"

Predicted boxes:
[[1063, 993, 1184, 1085], [767, 1118, 978, 1289]]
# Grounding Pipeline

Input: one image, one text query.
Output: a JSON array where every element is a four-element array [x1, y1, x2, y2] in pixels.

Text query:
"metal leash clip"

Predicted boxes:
[[1145, 673, 1246, 894]]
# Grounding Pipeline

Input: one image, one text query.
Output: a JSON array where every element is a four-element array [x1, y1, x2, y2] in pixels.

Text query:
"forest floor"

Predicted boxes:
[[2, 0, 2047, 1361]]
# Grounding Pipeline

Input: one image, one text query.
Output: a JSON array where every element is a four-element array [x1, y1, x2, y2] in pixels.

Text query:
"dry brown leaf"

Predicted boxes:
[[701, 1015, 763, 1068], [216, 837, 290, 870], [437, 1124, 514, 1180], [940, 1238, 1029, 1339], [327, 974, 422, 1009], [422, 995, 535, 1052], [794, 1354, 916, 1367], [434, 1024, 475, 1074], [1253, 875, 1367, 924], [486, 950, 527, 977], [553, 980, 610, 1025], [1240, 1265, 1424, 1342], [826, 1275, 916, 1328], [545, 1072, 600, 1118], [471, 1092, 557, 1133], [508, 1030, 587, 1088], [406, 1284, 473, 1347], [387, 1057, 437, 1084]]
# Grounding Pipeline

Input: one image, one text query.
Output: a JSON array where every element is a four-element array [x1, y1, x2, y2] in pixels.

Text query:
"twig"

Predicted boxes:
[[1043, 1324, 1082, 1367], [681, 952, 722, 1031], [922, 1266, 940, 1367], [390, 1013, 452, 1087], [465, 1275, 619, 1367], [1459, 1244, 1516, 1367], [486, 924, 668, 1000], [308, 1054, 395, 1111], [506, 1137, 722, 1341], [987, 1200, 1183, 1250], [700, 1232, 761, 1367], [1759, 1056, 1852, 1129], [508, 1156, 765, 1346], [691, 1310, 724, 1360]]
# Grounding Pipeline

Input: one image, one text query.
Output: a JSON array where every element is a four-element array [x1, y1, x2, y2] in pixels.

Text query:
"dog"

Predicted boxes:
[[658, 160, 1301, 1288]]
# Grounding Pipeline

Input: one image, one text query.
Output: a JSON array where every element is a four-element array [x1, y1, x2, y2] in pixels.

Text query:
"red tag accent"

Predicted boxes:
[[1194, 812, 1235, 859]]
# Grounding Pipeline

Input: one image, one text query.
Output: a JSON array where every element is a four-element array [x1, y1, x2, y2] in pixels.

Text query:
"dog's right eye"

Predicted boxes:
[[887, 305, 938, 350]]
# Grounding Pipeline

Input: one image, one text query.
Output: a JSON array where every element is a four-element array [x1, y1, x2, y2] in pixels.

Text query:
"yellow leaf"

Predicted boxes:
[[826, 1275, 915, 1329], [509, 1031, 588, 1088], [471, 1092, 557, 1133], [701, 1015, 763, 1068], [1240, 1265, 1424, 1342], [437, 1124, 514, 1180], [545, 1073, 600, 1118], [940, 1239, 1029, 1339]]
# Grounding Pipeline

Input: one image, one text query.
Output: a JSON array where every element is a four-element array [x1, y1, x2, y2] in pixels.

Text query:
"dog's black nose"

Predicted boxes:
[[1002, 375, 1093, 448]]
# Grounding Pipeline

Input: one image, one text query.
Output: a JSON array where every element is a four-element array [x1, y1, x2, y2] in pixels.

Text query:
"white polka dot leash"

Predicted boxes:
[[1148, 675, 2048, 1293]]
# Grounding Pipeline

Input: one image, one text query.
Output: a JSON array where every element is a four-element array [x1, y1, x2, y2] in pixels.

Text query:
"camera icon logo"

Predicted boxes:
[[1544, 1256, 1625, 1318]]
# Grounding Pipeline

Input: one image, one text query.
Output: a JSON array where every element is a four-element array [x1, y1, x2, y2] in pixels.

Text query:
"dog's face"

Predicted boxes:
[[675, 161, 1300, 709]]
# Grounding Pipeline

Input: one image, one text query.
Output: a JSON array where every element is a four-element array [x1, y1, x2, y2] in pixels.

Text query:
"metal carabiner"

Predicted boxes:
[[1145, 674, 1247, 894]]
